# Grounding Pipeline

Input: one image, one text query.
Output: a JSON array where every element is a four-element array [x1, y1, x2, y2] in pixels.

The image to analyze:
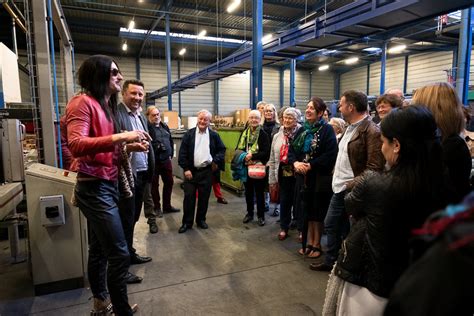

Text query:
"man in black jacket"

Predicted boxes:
[[115, 79, 154, 283], [146, 106, 180, 232], [178, 110, 226, 233]]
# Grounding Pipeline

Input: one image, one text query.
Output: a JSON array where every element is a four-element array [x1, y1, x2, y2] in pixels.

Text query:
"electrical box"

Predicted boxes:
[[26, 163, 88, 295], [39, 195, 65, 227]]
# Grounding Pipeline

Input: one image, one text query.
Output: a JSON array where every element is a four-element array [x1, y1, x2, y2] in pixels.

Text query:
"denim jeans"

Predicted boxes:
[[244, 177, 266, 219], [75, 179, 133, 316], [323, 190, 350, 266]]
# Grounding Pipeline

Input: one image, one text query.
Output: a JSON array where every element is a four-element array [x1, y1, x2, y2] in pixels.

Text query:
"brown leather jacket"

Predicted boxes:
[[346, 116, 385, 190], [66, 94, 119, 181]]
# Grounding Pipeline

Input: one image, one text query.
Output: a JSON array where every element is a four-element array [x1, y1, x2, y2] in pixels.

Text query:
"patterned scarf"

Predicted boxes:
[[237, 125, 261, 154], [280, 124, 300, 163], [292, 118, 324, 154]]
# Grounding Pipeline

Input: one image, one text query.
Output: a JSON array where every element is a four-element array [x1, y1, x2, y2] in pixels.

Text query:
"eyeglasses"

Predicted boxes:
[[110, 68, 121, 76], [151, 113, 160, 117]]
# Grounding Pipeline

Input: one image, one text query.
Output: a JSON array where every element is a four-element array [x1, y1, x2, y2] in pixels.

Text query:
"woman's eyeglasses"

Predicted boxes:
[[110, 68, 121, 76]]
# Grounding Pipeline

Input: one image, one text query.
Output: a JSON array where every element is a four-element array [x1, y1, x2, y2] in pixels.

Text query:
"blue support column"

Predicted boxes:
[[279, 67, 284, 107], [366, 64, 370, 95], [214, 80, 219, 115], [403, 55, 408, 95], [177, 60, 182, 116], [47, 0, 61, 168], [251, 0, 263, 109], [455, 8, 472, 105], [380, 41, 387, 95], [309, 71, 312, 99], [136, 56, 141, 80], [334, 72, 340, 100], [289, 59, 296, 106], [165, 13, 172, 110]]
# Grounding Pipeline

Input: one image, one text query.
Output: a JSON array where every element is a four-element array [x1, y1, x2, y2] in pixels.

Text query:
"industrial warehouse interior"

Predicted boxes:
[[0, 0, 473, 315]]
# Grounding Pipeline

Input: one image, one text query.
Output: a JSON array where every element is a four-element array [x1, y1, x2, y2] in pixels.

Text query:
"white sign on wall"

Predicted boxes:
[[0, 42, 22, 105]]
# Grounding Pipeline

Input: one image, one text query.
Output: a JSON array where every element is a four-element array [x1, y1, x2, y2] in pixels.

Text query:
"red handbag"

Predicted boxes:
[[247, 162, 266, 179], [270, 184, 280, 203]]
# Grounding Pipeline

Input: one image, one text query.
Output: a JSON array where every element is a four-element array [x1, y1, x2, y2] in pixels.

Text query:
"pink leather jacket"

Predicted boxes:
[[66, 94, 119, 181]]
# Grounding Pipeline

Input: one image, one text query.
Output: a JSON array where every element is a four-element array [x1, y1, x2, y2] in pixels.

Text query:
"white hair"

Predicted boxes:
[[249, 109, 261, 118], [197, 109, 212, 119]]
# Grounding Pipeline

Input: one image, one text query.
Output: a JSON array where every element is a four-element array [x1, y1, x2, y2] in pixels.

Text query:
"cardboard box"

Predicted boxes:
[[162, 111, 179, 129]]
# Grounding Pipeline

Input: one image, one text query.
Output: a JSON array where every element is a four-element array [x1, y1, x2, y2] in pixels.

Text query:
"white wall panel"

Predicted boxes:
[[177, 61, 213, 116], [369, 62, 381, 96], [406, 51, 453, 94], [385, 57, 405, 93], [311, 71, 335, 101], [340, 65, 367, 94], [262, 67, 280, 106], [219, 71, 250, 116]]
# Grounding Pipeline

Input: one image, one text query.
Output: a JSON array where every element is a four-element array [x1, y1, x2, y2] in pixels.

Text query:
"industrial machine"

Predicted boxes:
[[25, 163, 88, 295]]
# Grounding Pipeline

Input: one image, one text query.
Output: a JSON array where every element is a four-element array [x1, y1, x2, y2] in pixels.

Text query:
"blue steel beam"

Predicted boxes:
[[251, 0, 263, 109], [380, 41, 387, 95], [289, 59, 296, 107], [165, 12, 172, 110], [455, 7, 472, 104], [149, 0, 473, 100]]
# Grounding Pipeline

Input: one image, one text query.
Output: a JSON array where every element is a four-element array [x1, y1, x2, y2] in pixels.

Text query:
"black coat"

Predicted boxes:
[[178, 127, 226, 172], [235, 128, 271, 165], [288, 123, 338, 192], [148, 121, 174, 162], [115, 103, 155, 180]]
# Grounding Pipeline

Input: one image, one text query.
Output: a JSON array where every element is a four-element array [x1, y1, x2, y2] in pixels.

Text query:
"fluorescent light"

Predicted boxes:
[[179, 48, 186, 56], [388, 44, 407, 54], [318, 65, 329, 71], [197, 30, 207, 38], [344, 57, 359, 65], [120, 27, 246, 44], [122, 42, 128, 51], [262, 34, 273, 43], [362, 47, 382, 53], [227, 0, 242, 13], [128, 20, 135, 30]]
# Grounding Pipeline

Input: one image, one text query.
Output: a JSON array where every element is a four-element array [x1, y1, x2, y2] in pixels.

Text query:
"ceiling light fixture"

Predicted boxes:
[[388, 44, 407, 54], [179, 48, 186, 56], [318, 65, 329, 71], [197, 30, 207, 38], [344, 57, 359, 65], [128, 19, 135, 30], [122, 42, 128, 51], [227, 0, 242, 13]]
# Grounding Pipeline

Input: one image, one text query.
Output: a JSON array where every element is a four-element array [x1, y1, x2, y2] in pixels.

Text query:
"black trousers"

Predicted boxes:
[[182, 167, 212, 226], [118, 171, 148, 257]]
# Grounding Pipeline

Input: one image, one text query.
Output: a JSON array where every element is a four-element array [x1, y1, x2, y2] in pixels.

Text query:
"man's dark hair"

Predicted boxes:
[[123, 79, 145, 92], [343, 90, 368, 113], [77, 54, 118, 122]]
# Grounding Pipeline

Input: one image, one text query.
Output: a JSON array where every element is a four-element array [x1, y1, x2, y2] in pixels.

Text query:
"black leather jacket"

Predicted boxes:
[[335, 170, 429, 298]]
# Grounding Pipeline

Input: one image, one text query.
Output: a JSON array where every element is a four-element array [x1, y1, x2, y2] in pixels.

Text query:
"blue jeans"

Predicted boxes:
[[323, 190, 350, 266], [75, 179, 133, 316]]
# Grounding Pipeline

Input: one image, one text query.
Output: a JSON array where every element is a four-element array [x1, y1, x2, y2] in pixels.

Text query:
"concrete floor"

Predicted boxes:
[[0, 179, 330, 315]]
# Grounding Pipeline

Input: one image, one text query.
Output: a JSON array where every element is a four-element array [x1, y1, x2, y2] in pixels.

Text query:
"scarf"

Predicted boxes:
[[237, 125, 261, 154], [292, 119, 324, 154], [280, 124, 300, 163]]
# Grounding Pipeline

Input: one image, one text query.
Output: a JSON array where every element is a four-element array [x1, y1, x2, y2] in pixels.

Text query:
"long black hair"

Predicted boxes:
[[381, 105, 447, 223], [77, 55, 119, 123]]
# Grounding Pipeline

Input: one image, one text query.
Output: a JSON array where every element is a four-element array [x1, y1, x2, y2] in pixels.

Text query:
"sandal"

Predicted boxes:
[[298, 245, 313, 256], [307, 246, 322, 259], [278, 231, 288, 241]]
